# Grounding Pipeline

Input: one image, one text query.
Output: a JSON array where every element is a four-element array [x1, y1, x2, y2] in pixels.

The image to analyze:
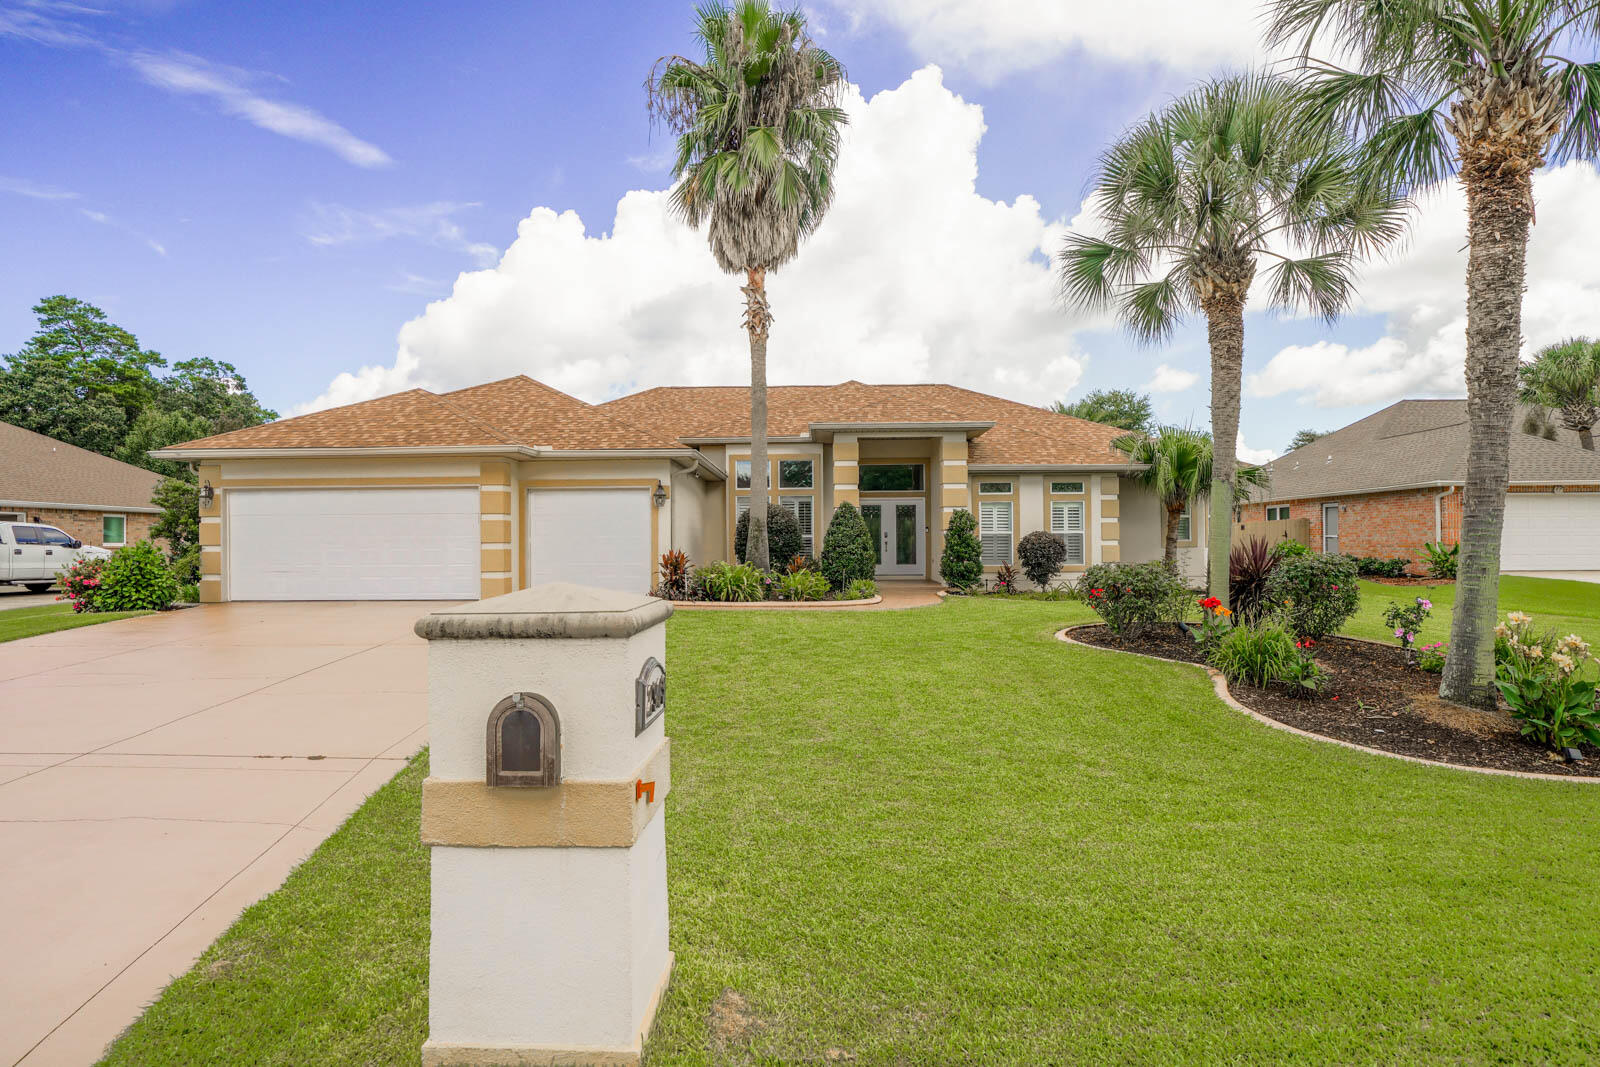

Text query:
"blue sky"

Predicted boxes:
[[5, 0, 1596, 460]]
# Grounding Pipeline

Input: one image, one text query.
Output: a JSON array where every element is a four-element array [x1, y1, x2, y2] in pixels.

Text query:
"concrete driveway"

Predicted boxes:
[[0, 602, 436, 1066], [1506, 570, 1600, 584]]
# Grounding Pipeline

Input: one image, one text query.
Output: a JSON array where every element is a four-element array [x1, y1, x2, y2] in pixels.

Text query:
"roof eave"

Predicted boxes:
[[968, 462, 1146, 473], [150, 444, 539, 461], [808, 421, 995, 440], [0, 498, 161, 514]]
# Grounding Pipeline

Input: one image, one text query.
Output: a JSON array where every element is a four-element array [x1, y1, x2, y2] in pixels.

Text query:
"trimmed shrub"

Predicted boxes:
[[1076, 561, 1186, 637], [818, 502, 876, 590], [1017, 530, 1068, 589], [775, 569, 831, 601], [735, 504, 803, 568], [842, 578, 877, 601], [693, 561, 765, 602], [96, 540, 180, 612], [1352, 555, 1410, 578], [1228, 537, 1279, 626], [1263, 552, 1361, 639], [939, 509, 984, 589]]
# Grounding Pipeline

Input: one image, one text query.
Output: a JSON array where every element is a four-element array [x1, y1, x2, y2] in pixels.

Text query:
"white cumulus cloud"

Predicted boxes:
[[1145, 362, 1198, 393], [1250, 161, 1600, 409], [813, 0, 1263, 80], [300, 67, 1099, 413]]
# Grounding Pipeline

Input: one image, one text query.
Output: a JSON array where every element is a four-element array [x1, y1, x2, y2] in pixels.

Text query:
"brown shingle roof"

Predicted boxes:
[[0, 421, 164, 511], [1258, 399, 1600, 501], [164, 376, 1129, 466], [598, 382, 1130, 466]]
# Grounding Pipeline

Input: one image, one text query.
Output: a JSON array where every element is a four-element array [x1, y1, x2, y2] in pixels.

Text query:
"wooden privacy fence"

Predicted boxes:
[[1232, 517, 1311, 549]]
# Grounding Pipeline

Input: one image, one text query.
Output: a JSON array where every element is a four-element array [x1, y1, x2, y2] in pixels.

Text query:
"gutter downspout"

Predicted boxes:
[[1433, 486, 1454, 543]]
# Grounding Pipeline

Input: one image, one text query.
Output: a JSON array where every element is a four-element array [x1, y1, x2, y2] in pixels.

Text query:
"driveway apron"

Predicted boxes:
[[0, 602, 436, 1066]]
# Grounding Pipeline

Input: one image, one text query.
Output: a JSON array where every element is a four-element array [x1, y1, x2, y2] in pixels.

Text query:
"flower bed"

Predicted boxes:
[[1069, 623, 1599, 778]]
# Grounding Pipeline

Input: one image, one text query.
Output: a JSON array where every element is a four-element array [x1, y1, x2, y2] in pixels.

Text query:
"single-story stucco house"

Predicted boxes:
[[1239, 399, 1600, 571], [2, 420, 163, 548], [153, 375, 1214, 602]]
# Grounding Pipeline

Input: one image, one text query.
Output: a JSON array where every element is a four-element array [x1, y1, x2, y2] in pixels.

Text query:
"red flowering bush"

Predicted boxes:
[[1075, 561, 1185, 637], [58, 556, 107, 614]]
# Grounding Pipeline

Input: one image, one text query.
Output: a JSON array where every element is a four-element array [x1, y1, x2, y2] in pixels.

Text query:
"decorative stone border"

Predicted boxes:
[[669, 595, 882, 611], [1056, 623, 1598, 784]]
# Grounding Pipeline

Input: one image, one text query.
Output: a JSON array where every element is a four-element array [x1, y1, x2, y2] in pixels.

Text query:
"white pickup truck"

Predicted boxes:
[[0, 521, 113, 593]]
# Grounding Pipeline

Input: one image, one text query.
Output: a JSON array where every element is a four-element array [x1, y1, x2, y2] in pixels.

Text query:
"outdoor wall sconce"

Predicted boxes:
[[199, 481, 215, 508], [652, 481, 668, 508], [485, 692, 561, 787]]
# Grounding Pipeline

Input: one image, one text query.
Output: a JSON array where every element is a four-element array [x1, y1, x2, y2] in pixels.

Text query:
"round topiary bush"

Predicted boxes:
[[818, 502, 876, 590], [1262, 552, 1361, 639], [939, 508, 983, 588], [95, 540, 180, 612], [734, 503, 803, 568], [1017, 530, 1068, 589]]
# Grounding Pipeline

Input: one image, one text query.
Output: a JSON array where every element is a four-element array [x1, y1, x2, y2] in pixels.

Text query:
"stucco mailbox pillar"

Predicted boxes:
[[414, 583, 674, 1066]]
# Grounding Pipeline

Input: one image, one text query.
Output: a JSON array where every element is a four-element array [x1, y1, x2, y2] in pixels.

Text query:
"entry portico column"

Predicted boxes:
[[415, 583, 674, 1066]]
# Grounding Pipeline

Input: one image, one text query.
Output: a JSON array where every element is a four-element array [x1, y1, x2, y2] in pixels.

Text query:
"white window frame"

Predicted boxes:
[[978, 501, 1013, 565], [1176, 506, 1192, 541], [102, 513, 127, 546], [1050, 480, 1084, 495], [977, 481, 1013, 495], [1266, 505, 1290, 521], [777, 459, 814, 490], [1050, 500, 1085, 565]]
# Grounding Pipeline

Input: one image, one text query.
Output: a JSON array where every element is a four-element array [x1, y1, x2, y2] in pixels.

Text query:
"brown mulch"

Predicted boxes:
[[1070, 623, 1598, 778]]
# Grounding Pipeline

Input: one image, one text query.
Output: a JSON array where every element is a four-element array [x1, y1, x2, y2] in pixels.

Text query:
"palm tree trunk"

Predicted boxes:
[[1580, 425, 1595, 452], [1164, 499, 1183, 571], [1204, 301, 1244, 605], [743, 267, 771, 571], [1440, 169, 1533, 708]]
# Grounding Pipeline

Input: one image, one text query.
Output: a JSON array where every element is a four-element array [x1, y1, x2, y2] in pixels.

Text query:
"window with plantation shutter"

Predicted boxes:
[[780, 495, 813, 557], [1050, 501, 1084, 565], [978, 501, 1012, 564]]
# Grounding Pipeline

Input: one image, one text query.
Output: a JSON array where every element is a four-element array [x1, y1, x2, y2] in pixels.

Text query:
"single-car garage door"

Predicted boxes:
[[529, 487, 650, 594], [1501, 491, 1600, 570], [227, 487, 479, 600]]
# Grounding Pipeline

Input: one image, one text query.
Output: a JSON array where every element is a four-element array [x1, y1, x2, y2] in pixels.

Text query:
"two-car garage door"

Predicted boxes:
[[227, 488, 479, 601], [1501, 492, 1600, 570], [225, 485, 652, 600]]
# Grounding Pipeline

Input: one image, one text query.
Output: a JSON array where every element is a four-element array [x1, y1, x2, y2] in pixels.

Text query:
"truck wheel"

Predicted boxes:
[[24, 583, 54, 594]]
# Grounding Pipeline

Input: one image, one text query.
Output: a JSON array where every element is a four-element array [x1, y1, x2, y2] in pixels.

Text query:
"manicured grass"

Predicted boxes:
[[1345, 575, 1600, 651], [101, 595, 1600, 1064], [0, 603, 151, 643], [99, 754, 429, 1065]]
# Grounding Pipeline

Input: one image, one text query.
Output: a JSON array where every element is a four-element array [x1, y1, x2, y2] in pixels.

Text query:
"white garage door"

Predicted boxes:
[[1502, 492, 1600, 570], [529, 488, 651, 594], [227, 488, 479, 600]]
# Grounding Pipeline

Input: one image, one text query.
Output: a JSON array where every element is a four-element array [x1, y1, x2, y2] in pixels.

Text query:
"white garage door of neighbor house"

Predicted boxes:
[[227, 488, 480, 600], [529, 487, 651, 594], [1501, 492, 1600, 570]]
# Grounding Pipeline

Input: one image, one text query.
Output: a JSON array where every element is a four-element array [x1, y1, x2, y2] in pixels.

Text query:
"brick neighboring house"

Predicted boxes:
[[0, 421, 164, 548], [1241, 399, 1600, 573]]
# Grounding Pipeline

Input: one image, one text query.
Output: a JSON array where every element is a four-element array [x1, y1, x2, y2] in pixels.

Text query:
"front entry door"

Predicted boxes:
[[860, 499, 924, 577]]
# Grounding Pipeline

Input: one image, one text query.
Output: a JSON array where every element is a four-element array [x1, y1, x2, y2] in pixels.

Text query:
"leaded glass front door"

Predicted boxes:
[[860, 498, 923, 576]]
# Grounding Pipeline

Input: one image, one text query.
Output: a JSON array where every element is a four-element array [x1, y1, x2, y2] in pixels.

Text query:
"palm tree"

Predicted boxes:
[[1520, 337, 1600, 450], [1059, 73, 1406, 605], [1266, 0, 1600, 708], [648, 1, 846, 569], [1115, 426, 1270, 570]]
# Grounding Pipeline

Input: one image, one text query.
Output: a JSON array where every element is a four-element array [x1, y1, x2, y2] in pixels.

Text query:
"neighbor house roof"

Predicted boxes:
[[598, 381, 1131, 467], [158, 376, 1135, 468], [161, 376, 683, 454], [1257, 399, 1600, 501], [0, 421, 164, 512]]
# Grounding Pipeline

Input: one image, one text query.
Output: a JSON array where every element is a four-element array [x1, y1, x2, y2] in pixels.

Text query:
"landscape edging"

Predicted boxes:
[[670, 595, 882, 611], [1055, 623, 1598, 785]]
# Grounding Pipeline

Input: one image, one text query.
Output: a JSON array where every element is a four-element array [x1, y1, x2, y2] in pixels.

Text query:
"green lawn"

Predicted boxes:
[[0, 603, 151, 643], [1344, 575, 1600, 652], [101, 588, 1600, 1065]]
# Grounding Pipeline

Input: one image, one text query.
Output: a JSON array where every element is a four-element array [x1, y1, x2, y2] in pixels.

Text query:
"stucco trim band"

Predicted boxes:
[[422, 740, 671, 847]]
